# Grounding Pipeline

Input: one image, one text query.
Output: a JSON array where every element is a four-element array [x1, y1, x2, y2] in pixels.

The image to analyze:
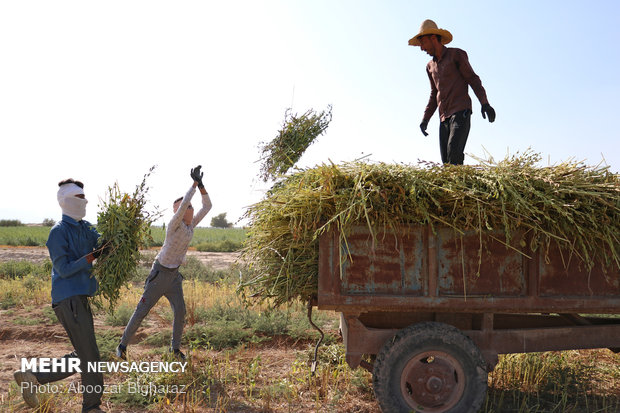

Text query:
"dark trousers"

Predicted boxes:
[[34, 295, 103, 412], [439, 109, 471, 165]]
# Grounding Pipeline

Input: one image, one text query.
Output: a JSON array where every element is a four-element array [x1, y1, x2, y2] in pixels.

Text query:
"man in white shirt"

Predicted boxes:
[[117, 166, 212, 360]]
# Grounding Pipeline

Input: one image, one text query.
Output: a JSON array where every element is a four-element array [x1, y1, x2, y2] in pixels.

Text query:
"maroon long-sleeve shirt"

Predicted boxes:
[[423, 47, 489, 122]]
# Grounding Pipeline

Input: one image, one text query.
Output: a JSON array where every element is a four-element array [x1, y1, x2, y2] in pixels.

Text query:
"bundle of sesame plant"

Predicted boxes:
[[258, 105, 332, 182], [92, 167, 161, 310], [240, 151, 619, 307]]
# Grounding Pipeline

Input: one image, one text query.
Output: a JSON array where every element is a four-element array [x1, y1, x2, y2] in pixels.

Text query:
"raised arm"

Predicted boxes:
[[190, 165, 212, 227], [169, 185, 195, 229]]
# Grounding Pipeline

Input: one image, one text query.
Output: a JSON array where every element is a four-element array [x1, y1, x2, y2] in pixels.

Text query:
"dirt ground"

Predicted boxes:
[[0, 313, 320, 413], [0, 246, 239, 271], [0, 247, 257, 412], [3, 247, 370, 413], [0, 242, 379, 412]]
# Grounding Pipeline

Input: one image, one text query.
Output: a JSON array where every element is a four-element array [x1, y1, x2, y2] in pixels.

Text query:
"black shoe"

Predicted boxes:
[[13, 370, 40, 408], [116, 344, 127, 361], [170, 348, 186, 360]]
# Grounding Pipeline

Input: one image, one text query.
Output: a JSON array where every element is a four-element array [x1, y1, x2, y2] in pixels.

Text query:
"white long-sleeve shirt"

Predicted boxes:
[[156, 185, 212, 268]]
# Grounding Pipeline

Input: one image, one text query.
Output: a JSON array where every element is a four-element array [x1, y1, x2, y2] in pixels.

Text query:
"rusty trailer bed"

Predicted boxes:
[[318, 225, 620, 313], [316, 225, 620, 412]]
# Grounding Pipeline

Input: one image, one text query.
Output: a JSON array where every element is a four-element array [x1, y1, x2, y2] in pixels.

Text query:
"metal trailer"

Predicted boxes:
[[317, 225, 620, 413]]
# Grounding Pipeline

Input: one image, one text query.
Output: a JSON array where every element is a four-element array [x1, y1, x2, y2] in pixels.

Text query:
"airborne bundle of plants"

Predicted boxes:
[[258, 105, 332, 182], [93, 167, 160, 310], [241, 151, 620, 306]]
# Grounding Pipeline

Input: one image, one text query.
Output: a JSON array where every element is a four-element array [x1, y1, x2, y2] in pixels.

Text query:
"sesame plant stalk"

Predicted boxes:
[[258, 105, 332, 182], [93, 167, 161, 310]]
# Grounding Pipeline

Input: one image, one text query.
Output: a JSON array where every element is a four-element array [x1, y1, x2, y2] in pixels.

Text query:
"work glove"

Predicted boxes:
[[420, 120, 429, 136], [92, 239, 111, 260], [190, 165, 204, 189], [481, 103, 496, 123]]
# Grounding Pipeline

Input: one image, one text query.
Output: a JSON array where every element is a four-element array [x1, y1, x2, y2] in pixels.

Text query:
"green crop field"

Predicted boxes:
[[0, 226, 247, 251], [0, 226, 52, 246]]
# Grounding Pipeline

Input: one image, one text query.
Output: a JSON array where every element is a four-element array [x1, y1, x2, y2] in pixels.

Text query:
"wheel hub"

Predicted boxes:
[[426, 376, 444, 393], [401, 351, 465, 412]]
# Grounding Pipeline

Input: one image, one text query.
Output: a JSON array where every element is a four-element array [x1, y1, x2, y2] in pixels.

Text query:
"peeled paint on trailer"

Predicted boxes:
[[318, 225, 620, 313]]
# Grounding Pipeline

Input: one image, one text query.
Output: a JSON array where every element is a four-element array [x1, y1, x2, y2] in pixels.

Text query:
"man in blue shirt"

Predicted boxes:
[[14, 179, 106, 413]]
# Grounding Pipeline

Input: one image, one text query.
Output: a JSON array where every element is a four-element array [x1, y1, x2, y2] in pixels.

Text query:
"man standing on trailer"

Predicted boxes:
[[410, 19, 496, 165]]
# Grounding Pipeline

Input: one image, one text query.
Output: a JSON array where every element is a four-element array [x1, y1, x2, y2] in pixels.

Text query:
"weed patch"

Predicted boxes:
[[195, 239, 243, 252], [0, 260, 51, 279], [95, 330, 122, 361], [105, 302, 135, 327], [187, 321, 253, 350]]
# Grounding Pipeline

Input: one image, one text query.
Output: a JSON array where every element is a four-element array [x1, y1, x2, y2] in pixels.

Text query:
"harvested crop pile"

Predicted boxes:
[[241, 152, 620, 306], [93, 168, 160, 310]]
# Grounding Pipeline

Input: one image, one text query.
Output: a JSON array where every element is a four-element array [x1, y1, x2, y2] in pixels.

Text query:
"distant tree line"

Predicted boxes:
[[0, 214, 235, 228], [0, 219, 56, 227], [0, 220, 24, 227]]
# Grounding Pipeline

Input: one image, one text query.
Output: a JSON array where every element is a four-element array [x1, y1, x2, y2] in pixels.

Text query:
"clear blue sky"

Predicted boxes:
[[1, 0, 618, 225]]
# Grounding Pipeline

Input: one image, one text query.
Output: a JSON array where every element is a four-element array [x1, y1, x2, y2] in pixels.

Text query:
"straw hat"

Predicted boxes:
[[408, 19, 453, 46]]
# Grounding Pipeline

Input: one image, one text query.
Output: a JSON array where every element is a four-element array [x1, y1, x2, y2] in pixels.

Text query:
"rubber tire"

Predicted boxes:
[[373, 321, 487, 413]]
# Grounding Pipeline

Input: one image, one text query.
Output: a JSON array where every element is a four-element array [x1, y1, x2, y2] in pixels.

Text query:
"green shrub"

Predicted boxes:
[[108, 371, 154, 406], [126, 264, 151, 283], [210, 212, 233, 228], [198, 298, 253, 325], [12, 316, 44, 326], [186, 320, 252, 350], [42, 306, 58, 324], [0, 261, 51, 279], [252, 310, 290, 336], [42, 218, 55, 227], [95, 330, 122, 361], [180, 256, 235, 283], [22, 273, 45, 291], [313, 342, 346, 366], [142, 331, 171, 347], [179, 256, 208, 279], [0, 294, 17, 310], [105, 303, 135, 326], [195, 239, 243, 252]]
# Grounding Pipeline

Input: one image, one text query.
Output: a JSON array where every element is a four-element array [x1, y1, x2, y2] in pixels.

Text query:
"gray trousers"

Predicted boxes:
[[121, 260, 186, 349], [34, 295, 103, 413]]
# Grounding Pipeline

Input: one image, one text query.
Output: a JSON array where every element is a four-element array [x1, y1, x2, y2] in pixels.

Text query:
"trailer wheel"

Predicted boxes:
[[373, 321, 487, 413]]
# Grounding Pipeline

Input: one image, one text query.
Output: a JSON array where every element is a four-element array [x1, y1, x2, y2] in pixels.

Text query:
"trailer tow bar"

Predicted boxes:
[[307, 299, 324, 376]]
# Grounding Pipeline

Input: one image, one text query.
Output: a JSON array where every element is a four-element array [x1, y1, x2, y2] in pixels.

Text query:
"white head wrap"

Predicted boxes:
[[57, 183, 88, 221]]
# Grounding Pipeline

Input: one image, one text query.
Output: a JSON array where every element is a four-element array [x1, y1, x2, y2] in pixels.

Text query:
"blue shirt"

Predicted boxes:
[[46, 215, 100, 304]]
